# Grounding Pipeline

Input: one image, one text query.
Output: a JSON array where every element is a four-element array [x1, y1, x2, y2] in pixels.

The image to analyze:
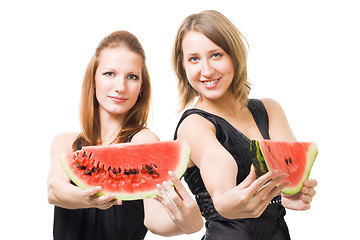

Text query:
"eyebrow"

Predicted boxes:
[[128, 71, 141, 75], [184, 48, 224, 56]]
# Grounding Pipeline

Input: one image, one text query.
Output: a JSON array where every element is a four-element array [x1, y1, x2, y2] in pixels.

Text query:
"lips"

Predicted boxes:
[[109, 96, 127, 103], [201, 78, 219, 89]]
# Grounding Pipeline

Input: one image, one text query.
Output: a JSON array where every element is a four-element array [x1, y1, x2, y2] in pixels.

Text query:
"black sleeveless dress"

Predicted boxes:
[[53, 140, 147, 240], [174, 99, 291, 240]]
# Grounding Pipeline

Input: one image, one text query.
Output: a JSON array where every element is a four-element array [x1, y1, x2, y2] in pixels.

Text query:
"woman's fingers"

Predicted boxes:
[[304, 179, 318, 188], [154, 171, 187, 212], [236, 165, 257, 190], [246, 170, 288, 196], [255, 172, 289, 199], [80, 186, 121, 209], [81, 186, 102, 198]]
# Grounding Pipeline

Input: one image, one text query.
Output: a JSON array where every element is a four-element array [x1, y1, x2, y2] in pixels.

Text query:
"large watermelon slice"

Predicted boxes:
[[60, 140, 190, 200], [250, 140, 318, 194]]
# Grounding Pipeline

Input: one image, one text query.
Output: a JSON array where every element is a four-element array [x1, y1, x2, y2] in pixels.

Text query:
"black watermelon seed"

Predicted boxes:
[[80, 166, 87, 170], [148, 170, 154, 175], [113, 168, 117, 174], [84, 170, 92, 176], [76, 162, 81, 168], [91, 167, 95, 172], [285, 159, 289, 165], [289, 158, 292, 164], [118, 167, 121, 174], [108, 166, 112, 171]]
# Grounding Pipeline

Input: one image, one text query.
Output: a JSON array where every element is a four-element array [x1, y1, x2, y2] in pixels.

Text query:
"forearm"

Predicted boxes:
[[47, 178, 88, 209], [212, 192, 241, 219], [145, 214, 183, 237], [144, 198, 203, 236], [144, 200, 183, 236]]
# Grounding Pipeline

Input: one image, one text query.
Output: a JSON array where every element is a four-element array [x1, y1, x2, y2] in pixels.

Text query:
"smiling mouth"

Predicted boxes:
[[201, 78, 219, 88]]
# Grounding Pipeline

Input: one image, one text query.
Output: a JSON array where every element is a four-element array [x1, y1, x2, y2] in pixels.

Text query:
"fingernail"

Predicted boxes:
[[156, 184, 162, 190], [110, 194, 116, 199], [168, 171, 175, 177], [95, 186, 102, 191], [273, 170, 280, 174], [163, 181, 169, 188], [117, 200, 122, 205]]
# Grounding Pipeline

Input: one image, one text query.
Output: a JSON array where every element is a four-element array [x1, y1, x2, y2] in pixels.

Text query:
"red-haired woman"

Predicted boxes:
[[47, 30, 203, 240]]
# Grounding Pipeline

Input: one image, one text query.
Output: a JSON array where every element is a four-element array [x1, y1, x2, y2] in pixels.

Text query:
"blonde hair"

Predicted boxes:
[[172, 10, 250, 111], [73, 31, 151, 150]]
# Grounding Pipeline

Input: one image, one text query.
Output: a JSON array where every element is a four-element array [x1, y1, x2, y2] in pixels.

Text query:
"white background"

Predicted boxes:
[[1, 0, 359, 239]]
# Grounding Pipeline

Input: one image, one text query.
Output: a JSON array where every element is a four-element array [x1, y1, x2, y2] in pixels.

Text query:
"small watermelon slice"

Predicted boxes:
[[250, 140, 318, 194], [60, 140, 190, 200]]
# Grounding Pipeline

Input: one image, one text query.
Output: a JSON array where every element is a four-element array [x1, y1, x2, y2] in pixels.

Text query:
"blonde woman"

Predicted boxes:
[[48, 30, 203, 240], [173, 10, 317, 240]]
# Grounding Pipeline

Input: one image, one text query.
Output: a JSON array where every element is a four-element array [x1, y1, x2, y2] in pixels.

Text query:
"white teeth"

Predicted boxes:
[[203, 79, 218, 85]]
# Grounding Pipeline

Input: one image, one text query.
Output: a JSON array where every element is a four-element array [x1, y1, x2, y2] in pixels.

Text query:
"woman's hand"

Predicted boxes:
[[153, 171, 203, 234], [80, 186, 122, 210], [281, 179, 317, 210], [213, 166, 290, 219]]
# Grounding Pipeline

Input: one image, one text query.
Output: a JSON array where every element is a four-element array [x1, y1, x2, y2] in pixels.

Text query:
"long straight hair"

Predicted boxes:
[[72, 31, 151, 150], [172, 10, 250, 111]]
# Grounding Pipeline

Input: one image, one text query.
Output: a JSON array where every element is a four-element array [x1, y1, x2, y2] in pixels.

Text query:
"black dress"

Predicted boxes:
[[53, 140, 147, 240], [174, 99, 291, 240]]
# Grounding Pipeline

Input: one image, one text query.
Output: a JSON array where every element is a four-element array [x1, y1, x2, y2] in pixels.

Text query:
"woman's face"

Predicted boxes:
[[95, 46, 142, 118], [182, 31, 235, 101]]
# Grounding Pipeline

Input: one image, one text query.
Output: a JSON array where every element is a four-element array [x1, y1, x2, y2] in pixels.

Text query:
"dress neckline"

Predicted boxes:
[[188, 108, 260, 141]]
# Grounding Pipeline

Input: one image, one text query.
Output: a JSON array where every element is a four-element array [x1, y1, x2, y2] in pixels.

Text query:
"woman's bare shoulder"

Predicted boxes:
[[131, 128, 160, 144], [51, 132, 80, 153]]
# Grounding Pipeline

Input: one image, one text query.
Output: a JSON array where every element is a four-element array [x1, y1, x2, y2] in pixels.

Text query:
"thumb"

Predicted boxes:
[[236, 165, 257, 190]]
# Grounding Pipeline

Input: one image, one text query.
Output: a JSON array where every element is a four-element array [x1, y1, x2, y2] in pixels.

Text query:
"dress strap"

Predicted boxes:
[[248, 99, 270, 140], [174, 99, 270, 140], [174, 109, 221, 140]]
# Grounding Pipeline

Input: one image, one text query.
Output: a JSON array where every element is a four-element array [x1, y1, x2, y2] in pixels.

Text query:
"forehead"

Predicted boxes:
[[182, 31, 221, 54], [98, 47, 142, 70]]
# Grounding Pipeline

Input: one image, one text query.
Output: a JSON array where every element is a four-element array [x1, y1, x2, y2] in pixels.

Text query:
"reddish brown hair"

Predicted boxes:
[[73, 31, 151, 150]]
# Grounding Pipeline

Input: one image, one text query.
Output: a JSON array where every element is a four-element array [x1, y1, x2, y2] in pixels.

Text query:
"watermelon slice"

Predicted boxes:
[[250, 140, 318, 194], [60, 140, 190, 200]]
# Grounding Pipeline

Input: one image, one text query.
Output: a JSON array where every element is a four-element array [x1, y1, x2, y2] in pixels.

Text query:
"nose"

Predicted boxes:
[[201, 59, 215, 78], [115, 77, 126, 93]]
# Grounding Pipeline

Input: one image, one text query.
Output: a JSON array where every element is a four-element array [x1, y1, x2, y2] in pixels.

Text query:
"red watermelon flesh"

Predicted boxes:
[[60, 140, 190, 200], [250, 140, 317, 194]]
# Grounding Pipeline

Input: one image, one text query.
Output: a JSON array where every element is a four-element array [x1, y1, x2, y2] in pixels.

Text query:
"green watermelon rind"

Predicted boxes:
[[250, 140, 318, 195], [59, 140, 191, 201]]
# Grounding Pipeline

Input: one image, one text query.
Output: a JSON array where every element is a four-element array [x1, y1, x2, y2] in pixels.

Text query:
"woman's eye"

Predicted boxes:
[[128, 74, 139, 80], [104, 72, 115, 77], [189, 57, 199, 62], [212, 53, 222, 58]]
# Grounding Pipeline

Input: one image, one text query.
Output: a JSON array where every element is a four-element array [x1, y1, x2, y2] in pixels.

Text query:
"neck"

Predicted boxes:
[[99, 111, 124, 145], [195, 92, 244, 118]]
